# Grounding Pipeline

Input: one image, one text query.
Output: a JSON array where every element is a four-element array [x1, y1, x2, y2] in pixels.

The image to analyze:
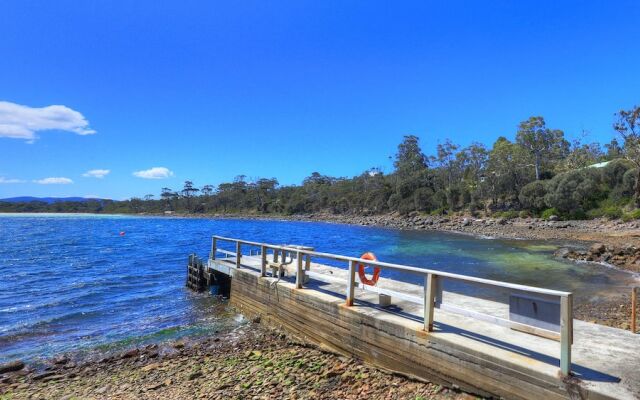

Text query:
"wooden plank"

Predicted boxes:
[[560, 294, 573, 375], [346, 260, 356, 306], [236, 242, 242, 268], [260, 245, 267, 277], [424, 274, 437, 332], [632, 287, 637, 334], [295, 251, 303, 289]]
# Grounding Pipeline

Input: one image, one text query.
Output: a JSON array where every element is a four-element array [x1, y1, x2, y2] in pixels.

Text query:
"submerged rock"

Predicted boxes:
[[0, 360, 24, 374]]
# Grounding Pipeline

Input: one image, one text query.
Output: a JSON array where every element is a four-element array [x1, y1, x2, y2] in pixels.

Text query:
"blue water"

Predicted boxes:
[[0, 214, 637, 363]]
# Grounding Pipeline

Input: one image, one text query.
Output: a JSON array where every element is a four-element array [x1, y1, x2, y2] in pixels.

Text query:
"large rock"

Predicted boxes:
[[589, 243, 606, 255], [547, 215, 559, 221], [0, 360, 24, 373], [462, 218, 471, 226]]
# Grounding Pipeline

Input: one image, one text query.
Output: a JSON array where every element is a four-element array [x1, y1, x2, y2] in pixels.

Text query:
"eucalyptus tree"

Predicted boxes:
[[486, 137, 533, 205], [390, 135, 430, 213], [160, 187, 177, 211], [516, 116, 569, 180], [559, 140, 604, 172], [613, 105, 640, 205], [181, 181, 200, 212]]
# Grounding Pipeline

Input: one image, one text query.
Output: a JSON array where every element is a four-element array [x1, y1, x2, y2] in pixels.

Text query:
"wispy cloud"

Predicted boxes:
[[33, 177, 74, 184], [133, 167, 174, 179], [0, 177, 25, 184], [82, 169, 110, 178], [0, 101, 95, 142]]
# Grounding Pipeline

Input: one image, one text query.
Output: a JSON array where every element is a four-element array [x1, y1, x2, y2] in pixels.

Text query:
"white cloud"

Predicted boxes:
[[133, 167, 174, 179], [82, 169, 110, 178], [0, 101, 96, 141], [0, 177, 25, 183], [33, 177, 74, 184]]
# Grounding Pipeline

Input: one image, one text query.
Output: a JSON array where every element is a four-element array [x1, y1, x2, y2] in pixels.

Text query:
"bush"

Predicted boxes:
[[519, 181, 547, 212], [622, 209, 640, 222], [541, 208, 559, 220], [603, 206, 623, 220], [544, 169, 604, 214], [493, 210, 519, 219], [519, 210, 531, 218], [602, 159, 632, 188]]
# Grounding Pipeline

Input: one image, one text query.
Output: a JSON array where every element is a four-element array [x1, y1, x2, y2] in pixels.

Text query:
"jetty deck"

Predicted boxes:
[[194, 235, 640, 400]]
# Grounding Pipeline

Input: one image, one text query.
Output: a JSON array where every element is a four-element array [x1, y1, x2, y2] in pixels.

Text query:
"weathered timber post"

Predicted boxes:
[[346, 260, 357, 306], [211, 237, 217, 260], [236, 242, 242, 269], [295, 251, 304, 288], [632, 287, 638, 334], [274, 248, 279, 263], [560, 294, 573, 375], [260, 245, 267, 277], [424, 273, 437, 332]]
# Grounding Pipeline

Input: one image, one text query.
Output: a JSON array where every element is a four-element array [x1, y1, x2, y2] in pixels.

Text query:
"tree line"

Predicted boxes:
[[3, 106, 640, 221]]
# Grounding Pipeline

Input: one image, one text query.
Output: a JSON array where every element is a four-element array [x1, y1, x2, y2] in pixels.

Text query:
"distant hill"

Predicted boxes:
[[0, 196, 106, 204]]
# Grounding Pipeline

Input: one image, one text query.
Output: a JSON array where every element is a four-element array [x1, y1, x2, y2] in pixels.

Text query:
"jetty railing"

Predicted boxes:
[[210, 235, 574, 375]]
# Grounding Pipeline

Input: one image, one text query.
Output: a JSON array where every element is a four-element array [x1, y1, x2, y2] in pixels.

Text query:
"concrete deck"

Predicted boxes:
[[211, 254, 640, 400]]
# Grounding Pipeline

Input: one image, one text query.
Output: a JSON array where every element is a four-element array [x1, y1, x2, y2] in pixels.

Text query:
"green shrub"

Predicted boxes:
[[519, 181, 547, 212], [541, 208, 559, 220], [519, 210, 531, 218], [622, 209, 640, 222], [493, 210, 519, 219], [604, 206, 623, 220]]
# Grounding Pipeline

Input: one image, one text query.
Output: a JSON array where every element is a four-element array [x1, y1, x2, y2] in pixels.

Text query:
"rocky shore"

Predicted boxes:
[[0, 324, 472, 400]]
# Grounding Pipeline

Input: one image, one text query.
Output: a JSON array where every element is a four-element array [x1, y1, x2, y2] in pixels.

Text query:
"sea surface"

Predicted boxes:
[[0, 213, 637, 364]]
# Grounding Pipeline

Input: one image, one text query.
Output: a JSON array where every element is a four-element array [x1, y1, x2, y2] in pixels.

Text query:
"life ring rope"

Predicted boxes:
[[357, 252, 380, 286]]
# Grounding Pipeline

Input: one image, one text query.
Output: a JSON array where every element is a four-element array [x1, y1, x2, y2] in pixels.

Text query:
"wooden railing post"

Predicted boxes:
[[211, 237, 217, 260], [560, 293, 573, 375], [236, 242, 242, 269], [274, 248, 279, 263], [346, 260, 356, 306], [424, 273, 437, 331], [295, 251, 304, 288], [260, 245, 267, 277], [632, 287, 637, 334]]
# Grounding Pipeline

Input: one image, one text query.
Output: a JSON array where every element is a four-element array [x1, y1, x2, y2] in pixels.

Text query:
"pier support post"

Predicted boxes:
[[210, 237, 217, 260], [632, 287, 637, 334], [560, 293, 573, 376], [260, 245, 267, 277], [236, 242, 242, 269], [424, 274, 437, 332], [295, 251, 304, 288], [346, 260, 356, 306]]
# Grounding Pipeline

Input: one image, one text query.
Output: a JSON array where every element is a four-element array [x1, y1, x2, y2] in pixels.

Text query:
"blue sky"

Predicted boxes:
[[1, 1, 639, 200]]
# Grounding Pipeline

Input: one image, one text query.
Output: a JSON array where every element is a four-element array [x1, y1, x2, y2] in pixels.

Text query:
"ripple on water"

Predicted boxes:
[[0, 214, 637, 363]]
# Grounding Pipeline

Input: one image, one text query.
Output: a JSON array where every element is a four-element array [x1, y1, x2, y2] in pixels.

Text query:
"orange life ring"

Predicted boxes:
[[357, 252, 380, 286]]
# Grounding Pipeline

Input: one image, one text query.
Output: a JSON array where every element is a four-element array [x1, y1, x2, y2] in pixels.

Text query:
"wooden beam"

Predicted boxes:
[[260, 245, 267, 277], [346, 260, 356, 306], [424, 274, 437, 332], [236, 242, 242, 269], [295, 251, 304, 289], [560, 294, 573, 375], [632, 287, 637, 334]]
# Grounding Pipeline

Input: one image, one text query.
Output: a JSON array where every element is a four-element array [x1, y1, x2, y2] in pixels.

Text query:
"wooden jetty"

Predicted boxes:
[[187, 235, 640, 400]]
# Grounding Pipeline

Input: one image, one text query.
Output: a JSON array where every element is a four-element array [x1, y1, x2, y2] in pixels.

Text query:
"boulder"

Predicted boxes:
[[547, 215, 559, 221], [554, 248, 571, 258], [0, 360, 24, 374], [462, 218, 471, 227], [589, 243, 606, 255]]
